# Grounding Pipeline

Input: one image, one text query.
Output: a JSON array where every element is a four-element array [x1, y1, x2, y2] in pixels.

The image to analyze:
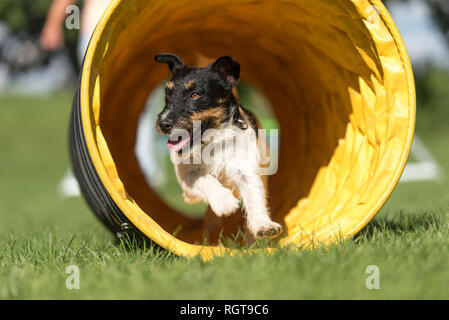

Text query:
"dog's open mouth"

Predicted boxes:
[[167, 132, 191, 152], [166, 122, 211, 152]]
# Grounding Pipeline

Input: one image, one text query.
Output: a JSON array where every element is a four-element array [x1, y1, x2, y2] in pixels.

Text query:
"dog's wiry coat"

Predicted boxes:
[[155, 53, 282, 239]]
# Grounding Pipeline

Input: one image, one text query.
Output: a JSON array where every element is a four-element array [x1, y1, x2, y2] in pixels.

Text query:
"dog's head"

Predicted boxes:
[[155, 53, 240, 151]]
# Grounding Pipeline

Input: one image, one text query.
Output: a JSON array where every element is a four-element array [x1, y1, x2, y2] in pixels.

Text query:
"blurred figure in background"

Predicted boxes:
[[41, 0, 111, 64], [41, 0, 112, 197]]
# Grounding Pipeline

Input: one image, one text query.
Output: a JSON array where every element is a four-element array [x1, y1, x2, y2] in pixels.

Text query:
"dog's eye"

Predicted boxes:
[[191, 92, 201, 99]]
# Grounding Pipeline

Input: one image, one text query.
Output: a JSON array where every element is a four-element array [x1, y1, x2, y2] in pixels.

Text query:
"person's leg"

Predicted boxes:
[[58, 34, 90, 198], [59, 2, 112, 197], [77, 33, 90, 65]]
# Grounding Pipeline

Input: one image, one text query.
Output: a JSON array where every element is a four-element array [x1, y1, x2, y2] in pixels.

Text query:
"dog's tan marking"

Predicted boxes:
[[217, 88, 239, 105], [185, 80, 196, 90], [191, 107, 226, 127], [237, 107, 250, 130], [232, 88, 240, 102], [239, 107, 249, 123], [166, 81, 174, 90]]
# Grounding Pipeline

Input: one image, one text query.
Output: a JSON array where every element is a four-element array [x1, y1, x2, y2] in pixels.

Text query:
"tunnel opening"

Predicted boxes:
[[77, 0, 415, 256]]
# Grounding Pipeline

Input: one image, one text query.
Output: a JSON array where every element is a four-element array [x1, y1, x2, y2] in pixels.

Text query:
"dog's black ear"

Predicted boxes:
[[211, 56, 240, 89], [155, 53, 185, 75]]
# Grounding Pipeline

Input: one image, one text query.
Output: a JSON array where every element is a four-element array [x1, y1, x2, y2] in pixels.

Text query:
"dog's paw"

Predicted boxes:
[[248, 218, 282, 239], [208, 188, 240, 217], [183, 192, 202, 204]]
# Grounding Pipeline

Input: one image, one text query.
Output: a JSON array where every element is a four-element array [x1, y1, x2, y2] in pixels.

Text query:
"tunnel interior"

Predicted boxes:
[[79, 0, 414, 254]]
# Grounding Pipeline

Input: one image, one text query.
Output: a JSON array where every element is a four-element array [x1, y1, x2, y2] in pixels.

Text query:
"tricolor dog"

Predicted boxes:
[[155, 53, 282, 239]]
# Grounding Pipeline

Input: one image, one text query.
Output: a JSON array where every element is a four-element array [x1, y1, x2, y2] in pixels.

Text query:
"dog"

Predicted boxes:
[[155, 53, 282, 239]]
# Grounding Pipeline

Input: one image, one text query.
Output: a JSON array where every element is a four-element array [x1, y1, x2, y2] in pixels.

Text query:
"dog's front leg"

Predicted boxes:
[[182, 173, 240, 218], [236, 172, 282, 239]]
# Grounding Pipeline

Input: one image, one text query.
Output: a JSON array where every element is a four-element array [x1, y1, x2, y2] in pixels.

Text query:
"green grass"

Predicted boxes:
[[0, 91, 448, 299]]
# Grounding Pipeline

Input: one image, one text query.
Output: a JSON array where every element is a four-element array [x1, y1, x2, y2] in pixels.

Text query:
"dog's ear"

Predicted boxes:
[[155, 53, 185, 75], [211, 56, 240, 89]]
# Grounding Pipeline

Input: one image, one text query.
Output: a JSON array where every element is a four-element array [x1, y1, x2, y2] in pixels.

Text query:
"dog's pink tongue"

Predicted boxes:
[[167, 135, 191, 152]]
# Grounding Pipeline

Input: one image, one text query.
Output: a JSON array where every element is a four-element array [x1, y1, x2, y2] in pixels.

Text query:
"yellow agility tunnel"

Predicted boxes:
[[70, 0, 415, 259]]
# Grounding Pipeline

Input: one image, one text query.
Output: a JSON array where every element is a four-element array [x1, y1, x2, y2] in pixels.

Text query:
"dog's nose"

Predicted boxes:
[[158, 117, 173, 134]]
